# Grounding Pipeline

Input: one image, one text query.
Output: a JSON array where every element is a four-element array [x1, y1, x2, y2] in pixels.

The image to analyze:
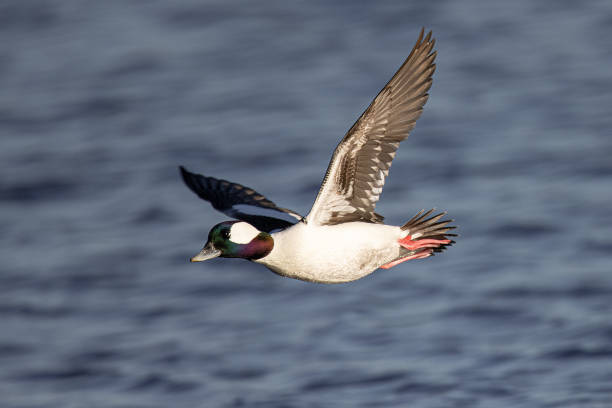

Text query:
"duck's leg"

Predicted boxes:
[[398, 235, 451, 251], [379, 234, 452, 269], [380, 249, 432, 269]]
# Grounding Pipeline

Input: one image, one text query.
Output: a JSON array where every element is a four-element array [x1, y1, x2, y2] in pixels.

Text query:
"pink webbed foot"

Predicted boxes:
[[380, 249, 433, 269], [398, 235, 451, 251]]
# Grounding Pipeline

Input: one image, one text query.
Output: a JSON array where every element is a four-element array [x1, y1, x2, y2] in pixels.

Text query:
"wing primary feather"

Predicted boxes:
[[179, 166, 303, 232], [306, 29, 437, 226]]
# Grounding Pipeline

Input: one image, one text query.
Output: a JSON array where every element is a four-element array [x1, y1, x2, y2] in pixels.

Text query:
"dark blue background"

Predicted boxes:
[[2, 1, 611, 407]]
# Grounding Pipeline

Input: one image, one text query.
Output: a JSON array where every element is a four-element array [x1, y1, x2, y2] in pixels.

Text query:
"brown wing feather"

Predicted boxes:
[[307, 29, 437, 226]]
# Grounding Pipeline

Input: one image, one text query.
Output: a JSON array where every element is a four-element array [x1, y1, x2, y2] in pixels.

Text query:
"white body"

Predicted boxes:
[[257, 222, 408, 283], [182, 32, 453, 283]]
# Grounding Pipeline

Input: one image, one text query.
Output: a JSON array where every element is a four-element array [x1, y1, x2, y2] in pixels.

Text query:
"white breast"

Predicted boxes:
[[257, 222, 404, 283]]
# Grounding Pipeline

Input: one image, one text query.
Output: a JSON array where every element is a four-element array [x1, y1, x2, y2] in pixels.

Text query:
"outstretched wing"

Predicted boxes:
[[306, 29, 437, 226], [180, 166, 303, 232]]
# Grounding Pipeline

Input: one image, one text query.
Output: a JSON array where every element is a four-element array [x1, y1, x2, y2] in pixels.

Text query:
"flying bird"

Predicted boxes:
[[180, 29, 455, 283]]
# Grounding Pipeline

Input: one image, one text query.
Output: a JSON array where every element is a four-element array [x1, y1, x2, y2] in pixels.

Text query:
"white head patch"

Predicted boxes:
[[229, 222, 260, 244]]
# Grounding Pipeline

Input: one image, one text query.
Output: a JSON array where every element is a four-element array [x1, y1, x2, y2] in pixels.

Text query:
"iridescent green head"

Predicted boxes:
[[190, 221, 274, 262]]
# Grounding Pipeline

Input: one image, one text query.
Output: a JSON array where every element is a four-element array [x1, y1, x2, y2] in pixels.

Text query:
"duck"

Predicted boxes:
[[180, 28, 456, 284]]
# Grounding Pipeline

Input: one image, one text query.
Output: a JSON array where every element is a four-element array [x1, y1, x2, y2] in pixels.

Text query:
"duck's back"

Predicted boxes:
[[257, 222, 403, 283]]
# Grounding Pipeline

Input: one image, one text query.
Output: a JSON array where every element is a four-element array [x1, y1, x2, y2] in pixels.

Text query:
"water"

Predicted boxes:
[[1, 1, 612, 407]]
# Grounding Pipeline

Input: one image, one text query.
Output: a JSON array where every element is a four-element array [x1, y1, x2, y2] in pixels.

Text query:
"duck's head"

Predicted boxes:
[[190, 221, 273, 262]]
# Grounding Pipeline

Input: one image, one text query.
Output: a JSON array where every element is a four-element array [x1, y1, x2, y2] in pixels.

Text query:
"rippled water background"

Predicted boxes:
[[2, 1, 612, 407]]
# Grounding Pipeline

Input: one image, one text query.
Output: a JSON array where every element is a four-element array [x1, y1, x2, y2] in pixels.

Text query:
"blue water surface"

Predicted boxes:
[[1, 1, 612, 407]]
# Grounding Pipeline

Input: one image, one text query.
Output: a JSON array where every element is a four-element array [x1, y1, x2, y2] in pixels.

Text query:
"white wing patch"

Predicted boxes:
[[232, 204, 302, 224], [229, 222, 260, 244]]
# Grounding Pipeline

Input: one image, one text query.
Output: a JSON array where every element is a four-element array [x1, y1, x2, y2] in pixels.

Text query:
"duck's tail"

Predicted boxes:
[[380, 209, 456, 269]]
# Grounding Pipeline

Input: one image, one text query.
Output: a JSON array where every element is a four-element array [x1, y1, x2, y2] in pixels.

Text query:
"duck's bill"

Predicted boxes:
[[190, 244, 221, 262]]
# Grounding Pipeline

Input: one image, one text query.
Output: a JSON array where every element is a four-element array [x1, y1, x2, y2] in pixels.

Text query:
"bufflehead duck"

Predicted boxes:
[[180, 29, 455, 283]]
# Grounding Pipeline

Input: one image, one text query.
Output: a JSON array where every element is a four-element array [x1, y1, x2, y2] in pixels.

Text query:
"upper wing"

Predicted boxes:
[[306, 29, 437, 226], [180, 166, 303, 232]]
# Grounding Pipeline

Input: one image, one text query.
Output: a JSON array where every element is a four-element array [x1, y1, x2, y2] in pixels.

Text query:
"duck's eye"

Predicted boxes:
[[221, 230, 230, 239]]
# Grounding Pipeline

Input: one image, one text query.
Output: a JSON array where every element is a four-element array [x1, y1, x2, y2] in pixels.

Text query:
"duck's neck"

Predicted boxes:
[[240, 232, 274, 260]]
